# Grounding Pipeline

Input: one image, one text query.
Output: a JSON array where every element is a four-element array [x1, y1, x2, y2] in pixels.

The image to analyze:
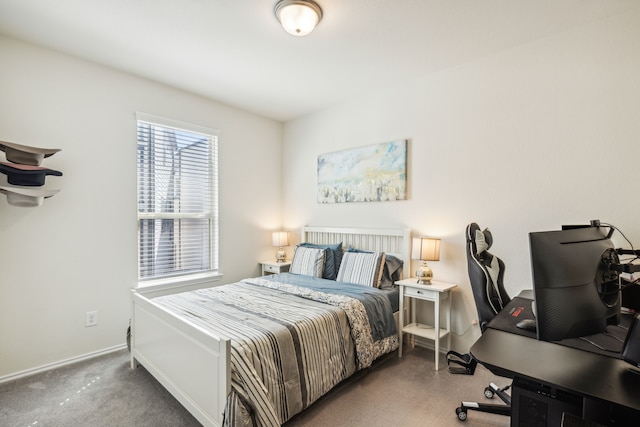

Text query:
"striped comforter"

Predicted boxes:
[[153, 275, 399, 427]]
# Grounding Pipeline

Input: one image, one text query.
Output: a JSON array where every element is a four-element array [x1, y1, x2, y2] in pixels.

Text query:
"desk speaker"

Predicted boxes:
[[622, 314, 640, 368]]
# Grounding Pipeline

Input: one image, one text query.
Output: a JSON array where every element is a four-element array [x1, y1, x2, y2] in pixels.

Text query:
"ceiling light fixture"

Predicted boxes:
[[274, 0, 323, 37]]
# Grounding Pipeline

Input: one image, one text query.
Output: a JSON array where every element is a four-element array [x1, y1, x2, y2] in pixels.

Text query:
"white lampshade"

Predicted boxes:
[[412, 237, 440, 284], [272, 231, 290, 247], [412, 237, 441, 261], [274, 0, 323, 36], [272, 231, 290, 263]]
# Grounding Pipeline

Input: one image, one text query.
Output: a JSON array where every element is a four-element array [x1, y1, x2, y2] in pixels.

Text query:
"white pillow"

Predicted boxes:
[[336, 251, 386, 287], [475, 229, 489, 254], [290, 246, 326, 277]]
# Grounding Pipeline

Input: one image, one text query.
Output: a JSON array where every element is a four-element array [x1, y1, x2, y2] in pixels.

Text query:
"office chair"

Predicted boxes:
[[450, 222, 512, 421]]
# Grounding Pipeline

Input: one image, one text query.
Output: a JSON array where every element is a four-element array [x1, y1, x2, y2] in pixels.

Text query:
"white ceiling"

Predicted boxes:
[[0, 0, 637, 122]]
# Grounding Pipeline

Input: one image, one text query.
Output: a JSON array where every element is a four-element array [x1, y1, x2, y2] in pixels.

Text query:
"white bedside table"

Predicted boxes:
[[260, 260, 291, 275], [396, 278, 457, 370]]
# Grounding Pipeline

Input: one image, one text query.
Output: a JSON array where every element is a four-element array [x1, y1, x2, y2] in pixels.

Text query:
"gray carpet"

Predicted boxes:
[[0, 350, 200, 427], [0, 346, 510, 426]]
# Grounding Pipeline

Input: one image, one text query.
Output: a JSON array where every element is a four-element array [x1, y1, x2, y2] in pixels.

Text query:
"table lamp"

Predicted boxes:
[[412, 237, 441, 284], [272, 231, 290, 263]]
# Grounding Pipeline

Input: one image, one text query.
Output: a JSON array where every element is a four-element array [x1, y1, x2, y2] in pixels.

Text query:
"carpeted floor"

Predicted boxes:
[[0, 350, 200, 427], [0, 345, 510, 426]]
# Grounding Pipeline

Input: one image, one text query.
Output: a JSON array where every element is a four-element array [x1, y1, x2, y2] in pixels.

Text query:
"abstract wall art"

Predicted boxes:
[[317, 139, 407, 204]]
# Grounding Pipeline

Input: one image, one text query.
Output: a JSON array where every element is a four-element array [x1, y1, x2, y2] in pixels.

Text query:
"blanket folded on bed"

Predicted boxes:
[[262, 272, 398, 343], [154, 276, 398, 427]]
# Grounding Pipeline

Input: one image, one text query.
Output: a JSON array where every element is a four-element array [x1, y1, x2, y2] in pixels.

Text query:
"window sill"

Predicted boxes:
[[135, 271, 224, 297]]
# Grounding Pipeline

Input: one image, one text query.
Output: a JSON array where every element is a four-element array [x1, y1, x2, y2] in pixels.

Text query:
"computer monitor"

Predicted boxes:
[[529, 224, 621, 342]]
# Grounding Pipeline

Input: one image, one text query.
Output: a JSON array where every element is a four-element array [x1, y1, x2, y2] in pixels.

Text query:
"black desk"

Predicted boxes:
[[470, 312, 640, 426]]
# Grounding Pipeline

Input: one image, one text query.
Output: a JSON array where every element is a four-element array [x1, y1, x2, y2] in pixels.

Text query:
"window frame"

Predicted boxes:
[[135, 112, 221, 288]]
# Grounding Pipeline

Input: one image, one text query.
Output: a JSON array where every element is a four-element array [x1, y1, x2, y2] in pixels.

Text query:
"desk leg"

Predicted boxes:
[[434, 295, 440, 370]]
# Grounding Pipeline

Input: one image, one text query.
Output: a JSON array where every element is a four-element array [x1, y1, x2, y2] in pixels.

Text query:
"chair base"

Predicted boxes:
[[455, 382, 511, 421], [446, 350, 477, 375]]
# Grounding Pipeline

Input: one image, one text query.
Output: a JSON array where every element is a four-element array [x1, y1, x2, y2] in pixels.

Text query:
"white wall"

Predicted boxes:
[[2, 7, 639, 378], [0, 36, 283, 378], [282, 9, 640, 352]]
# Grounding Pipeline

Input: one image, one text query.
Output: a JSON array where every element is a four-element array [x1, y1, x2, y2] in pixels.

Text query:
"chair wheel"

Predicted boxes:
[[484, 387, 494, 399], [456, 407, 467, 421]]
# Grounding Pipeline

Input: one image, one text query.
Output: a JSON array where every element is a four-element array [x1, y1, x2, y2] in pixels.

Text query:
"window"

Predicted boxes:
[[136, 113, 219, 282]]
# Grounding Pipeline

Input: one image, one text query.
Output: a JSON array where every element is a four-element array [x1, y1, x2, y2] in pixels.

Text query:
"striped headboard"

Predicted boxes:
[[301, 226, 412, 280]]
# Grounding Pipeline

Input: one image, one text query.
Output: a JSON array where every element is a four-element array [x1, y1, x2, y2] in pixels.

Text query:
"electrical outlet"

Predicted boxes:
[[85, 311, 98, 327]]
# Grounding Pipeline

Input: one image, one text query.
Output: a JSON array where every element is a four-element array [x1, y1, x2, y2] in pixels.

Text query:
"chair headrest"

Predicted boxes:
[[467, 222, 493, 255]]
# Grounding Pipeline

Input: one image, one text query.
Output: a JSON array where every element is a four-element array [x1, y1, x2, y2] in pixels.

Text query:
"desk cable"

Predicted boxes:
[[602, 222, 638, 261], [578, 326, 626, 353], [578, 337, 620, 353]]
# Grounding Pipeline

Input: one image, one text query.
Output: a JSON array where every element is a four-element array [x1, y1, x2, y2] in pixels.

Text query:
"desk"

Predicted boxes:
[[471, 328, 640, 426]]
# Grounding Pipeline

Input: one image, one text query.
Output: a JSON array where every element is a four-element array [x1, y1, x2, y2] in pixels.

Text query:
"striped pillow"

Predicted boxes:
[[290, 246, 326, 277], [298, 242, 343, 280], [336, 251, 386, 287]]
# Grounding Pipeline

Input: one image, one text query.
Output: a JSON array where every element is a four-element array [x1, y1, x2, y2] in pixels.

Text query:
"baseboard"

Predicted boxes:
[[0, 344, 127, 384]]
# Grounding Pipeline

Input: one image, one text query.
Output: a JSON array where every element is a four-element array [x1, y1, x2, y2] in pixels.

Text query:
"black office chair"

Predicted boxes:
[[449, 222, 512, 421]]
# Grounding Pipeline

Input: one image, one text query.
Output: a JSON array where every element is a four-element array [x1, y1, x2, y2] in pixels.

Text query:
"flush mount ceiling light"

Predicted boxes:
[[274, 0, 323, 36]]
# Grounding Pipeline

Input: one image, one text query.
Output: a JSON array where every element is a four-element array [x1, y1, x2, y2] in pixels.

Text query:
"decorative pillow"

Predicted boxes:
[[475, 229, 491, 255], [380, 254, 404, 289], [299, 242, 343, 280], [290, 246, 326, 277], [336, 251, 386, 287], [347, 247, 402, 289]]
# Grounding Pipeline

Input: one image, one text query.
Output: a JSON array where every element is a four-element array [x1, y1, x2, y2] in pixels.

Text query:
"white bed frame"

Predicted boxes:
[[130, 226, 411, 427]]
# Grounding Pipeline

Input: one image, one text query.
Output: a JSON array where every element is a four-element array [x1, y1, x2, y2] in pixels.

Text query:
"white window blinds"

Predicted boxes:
[[136, 113, 219, 281]]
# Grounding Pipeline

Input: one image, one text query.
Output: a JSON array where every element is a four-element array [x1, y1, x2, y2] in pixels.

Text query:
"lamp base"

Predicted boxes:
[[416, 263, 433, 284], [276, 248, 287, 263]]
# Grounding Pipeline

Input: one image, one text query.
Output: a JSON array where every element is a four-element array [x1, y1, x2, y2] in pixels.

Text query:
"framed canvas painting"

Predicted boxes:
[[317, 139, 407, 203]]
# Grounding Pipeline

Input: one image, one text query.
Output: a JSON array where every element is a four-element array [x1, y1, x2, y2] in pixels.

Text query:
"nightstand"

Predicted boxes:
[[260, 260, 291, 275], [396, 278, 457, 370]]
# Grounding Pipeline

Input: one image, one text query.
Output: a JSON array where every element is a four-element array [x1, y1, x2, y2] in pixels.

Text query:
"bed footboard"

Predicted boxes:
[[131, 289, 231, 427]]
